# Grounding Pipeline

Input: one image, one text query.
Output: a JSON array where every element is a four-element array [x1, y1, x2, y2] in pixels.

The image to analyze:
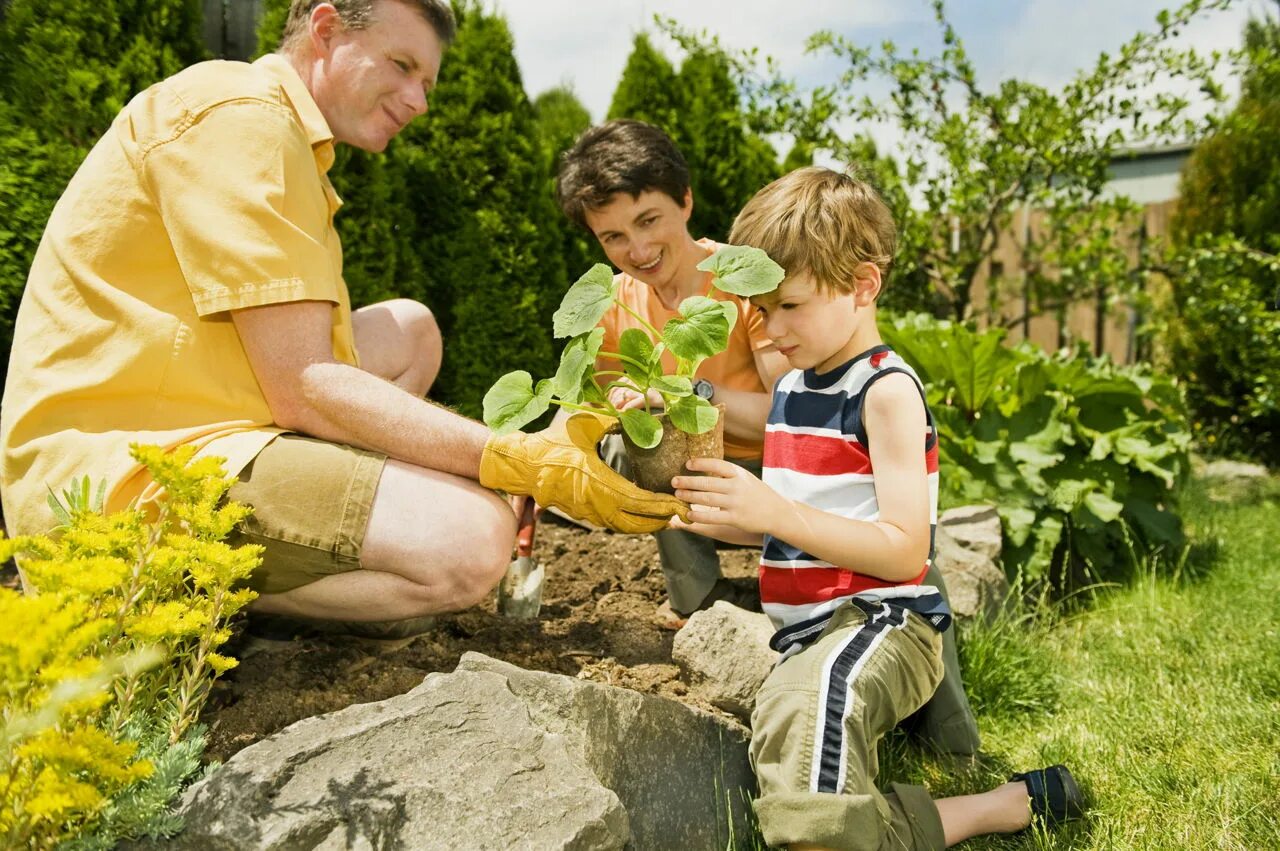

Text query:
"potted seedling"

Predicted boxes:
[[483, 245, 784, 492]]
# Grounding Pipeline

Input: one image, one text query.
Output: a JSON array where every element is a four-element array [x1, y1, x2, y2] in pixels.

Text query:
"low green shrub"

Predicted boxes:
[[882, 313, 1191, 588], [1159, 238, 1280, 466], [0, 446, 260, 849]]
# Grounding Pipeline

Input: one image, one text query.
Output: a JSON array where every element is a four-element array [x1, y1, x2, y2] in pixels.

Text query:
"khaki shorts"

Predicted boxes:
[[749, 600, 947, 851], [226, 434, 385, 596]]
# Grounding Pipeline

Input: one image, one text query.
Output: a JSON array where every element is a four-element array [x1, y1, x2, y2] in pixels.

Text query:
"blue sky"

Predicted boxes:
[[492, 0, 1266, 122]]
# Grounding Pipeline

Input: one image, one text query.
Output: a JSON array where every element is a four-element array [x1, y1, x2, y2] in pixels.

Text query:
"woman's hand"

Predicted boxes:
[[607, 385, 665, 412]]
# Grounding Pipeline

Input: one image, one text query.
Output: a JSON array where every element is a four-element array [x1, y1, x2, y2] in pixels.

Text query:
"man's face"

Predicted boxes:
[[583, 189, 694, 289], [311, 1, 444, 152]]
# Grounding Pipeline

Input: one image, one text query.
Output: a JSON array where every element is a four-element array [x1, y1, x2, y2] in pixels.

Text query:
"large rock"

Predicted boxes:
[[933, 505, 1009, 622], [672, 602, 776, 720], [457, 654, 755, 851], [162, 653, 754, 851]]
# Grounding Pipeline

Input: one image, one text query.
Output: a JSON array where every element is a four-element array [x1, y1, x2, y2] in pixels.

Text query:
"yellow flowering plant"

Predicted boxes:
[[0, 444, 262, 849]]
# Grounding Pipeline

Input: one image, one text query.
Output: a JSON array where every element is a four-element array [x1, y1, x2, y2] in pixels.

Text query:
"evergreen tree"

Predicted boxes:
[[533, 85, 599, 284], [0, 0, 205, 382], [1165, 5, 1280, 463], [401, 3, 563, 416], [672, 47, 779, 240], [607, 34, 779, 242], [607, 33, 680, 135], [1173, 9, 1280, 251]]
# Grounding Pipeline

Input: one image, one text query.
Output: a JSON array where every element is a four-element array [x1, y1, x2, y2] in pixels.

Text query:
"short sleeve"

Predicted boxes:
[[142, 99, 341, 316]]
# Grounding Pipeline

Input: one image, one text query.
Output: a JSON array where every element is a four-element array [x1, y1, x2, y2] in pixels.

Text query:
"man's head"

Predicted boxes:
[[729, 165, 896, 299], [731, 167, 898, 372], [281, 0, 455, 152]]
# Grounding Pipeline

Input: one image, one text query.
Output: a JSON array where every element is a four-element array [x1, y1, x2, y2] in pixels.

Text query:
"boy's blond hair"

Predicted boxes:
[[729, 166, 896, 295]]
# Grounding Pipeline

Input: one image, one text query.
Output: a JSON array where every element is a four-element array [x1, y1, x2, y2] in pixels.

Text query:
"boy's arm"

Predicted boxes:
[[672, 373, 930, 584]]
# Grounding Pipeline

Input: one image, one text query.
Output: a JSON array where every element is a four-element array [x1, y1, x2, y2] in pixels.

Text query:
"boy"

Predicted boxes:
[[558, 121, 982, 758], [670, 167, 1083, 850]]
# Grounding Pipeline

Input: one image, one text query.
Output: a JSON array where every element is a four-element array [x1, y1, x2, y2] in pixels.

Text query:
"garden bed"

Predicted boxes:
[[201, 516, 761, 763]]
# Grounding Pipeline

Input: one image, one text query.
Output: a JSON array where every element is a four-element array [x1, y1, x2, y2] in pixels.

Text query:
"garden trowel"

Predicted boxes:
[[499, 496, 544, 618]]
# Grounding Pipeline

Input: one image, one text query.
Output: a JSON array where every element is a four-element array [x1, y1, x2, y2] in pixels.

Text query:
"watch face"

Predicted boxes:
[[694, 379, 714, 400]]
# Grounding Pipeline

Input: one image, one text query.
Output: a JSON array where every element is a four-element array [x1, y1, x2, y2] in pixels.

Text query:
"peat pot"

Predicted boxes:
[[618, 404, 726, 495]]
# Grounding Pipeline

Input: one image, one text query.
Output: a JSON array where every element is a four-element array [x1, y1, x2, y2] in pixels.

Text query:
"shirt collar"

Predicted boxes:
[[254, 52, 336, 171]]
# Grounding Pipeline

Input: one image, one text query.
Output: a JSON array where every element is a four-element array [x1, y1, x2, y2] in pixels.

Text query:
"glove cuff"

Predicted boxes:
[[478, 433, 527, 494]]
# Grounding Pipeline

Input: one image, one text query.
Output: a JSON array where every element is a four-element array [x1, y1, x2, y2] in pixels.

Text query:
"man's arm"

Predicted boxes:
[[232, 299, 488, 478]]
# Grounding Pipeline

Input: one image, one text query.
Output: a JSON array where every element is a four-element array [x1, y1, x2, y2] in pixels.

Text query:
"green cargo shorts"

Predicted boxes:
[[749, 600, 948, 851], [226, 434, 385, 596]]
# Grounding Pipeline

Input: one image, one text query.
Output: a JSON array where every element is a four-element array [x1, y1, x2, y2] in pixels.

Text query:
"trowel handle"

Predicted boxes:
[[512, 495, 538, 558]]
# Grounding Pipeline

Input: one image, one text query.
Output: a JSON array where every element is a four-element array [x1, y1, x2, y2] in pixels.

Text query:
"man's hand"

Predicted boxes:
[[479, 412, 689, 534], [669, 457, 794, 538]]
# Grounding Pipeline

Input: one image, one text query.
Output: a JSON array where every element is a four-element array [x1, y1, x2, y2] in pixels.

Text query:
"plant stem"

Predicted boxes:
[[597, 351, 651, 373], [615, 300, 665, 341], [549, 399, 620, 417]]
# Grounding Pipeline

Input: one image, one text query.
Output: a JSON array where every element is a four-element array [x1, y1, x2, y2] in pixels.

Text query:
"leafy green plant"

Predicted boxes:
[[881, 313, 1191, 587], [0, 445, 261, 849], [483, 246, 783, 448]]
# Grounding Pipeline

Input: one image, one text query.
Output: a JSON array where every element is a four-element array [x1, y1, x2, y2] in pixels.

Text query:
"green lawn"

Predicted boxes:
[[879, 473, 1280, 850]]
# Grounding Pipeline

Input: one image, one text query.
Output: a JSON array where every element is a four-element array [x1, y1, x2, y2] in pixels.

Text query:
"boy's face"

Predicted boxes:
[[583, 189, 694, 289], [310, 1, 443, 153], [751, 272, 877, 374]]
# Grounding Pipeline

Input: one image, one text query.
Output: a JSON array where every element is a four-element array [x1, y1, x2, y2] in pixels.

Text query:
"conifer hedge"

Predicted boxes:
[[0, 0, 205, 383]]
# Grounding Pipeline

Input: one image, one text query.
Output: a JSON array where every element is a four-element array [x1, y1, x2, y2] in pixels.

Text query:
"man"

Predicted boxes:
[[0, 0, 683, 628]]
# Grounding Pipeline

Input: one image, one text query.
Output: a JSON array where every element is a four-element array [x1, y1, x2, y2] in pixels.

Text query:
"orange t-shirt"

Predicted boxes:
[[596, 239, 774, 460]]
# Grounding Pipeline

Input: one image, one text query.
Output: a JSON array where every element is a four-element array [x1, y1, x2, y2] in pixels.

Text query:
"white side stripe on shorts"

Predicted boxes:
[[808, 603, 909, 794]]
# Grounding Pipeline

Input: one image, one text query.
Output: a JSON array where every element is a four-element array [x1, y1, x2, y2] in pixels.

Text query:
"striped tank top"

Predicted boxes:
[[760, 345, 944, 647]]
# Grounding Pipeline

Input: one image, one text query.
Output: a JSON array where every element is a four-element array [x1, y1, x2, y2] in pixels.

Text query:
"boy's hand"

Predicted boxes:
[[670, 457, 793, 537]]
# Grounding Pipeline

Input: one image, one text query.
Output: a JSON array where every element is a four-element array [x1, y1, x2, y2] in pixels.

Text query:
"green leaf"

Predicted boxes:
[[618, 328, 657, 386], [552, 328, 604, 405], [668, 396, 720, 434], [620, 409, 663, 449], [1000, 504, 1038, 548], [482, 371, 552, 435], [652, 375, 693, 397], [662, 297, 735, 361], [553, 264, 617, 338], [46, 486, 72, 527], [697, 244, 786, 296], [1082, 490, 1124, 523]]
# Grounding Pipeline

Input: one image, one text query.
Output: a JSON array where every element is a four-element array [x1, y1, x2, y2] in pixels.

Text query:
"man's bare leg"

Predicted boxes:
[[352, 298, 443, 396], [250, 459, 516, 621]]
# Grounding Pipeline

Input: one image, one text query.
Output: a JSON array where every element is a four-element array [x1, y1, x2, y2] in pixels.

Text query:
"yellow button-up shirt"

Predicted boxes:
[[1, 54, 358, 536]]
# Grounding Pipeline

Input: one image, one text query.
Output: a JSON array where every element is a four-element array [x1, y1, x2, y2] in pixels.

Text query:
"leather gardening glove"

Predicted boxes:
[[480, 411, 690, 534]]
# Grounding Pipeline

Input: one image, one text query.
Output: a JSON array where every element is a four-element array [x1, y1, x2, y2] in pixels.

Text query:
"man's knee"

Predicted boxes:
[[364, 472, 515, 612], [394, 299, 442, 367]]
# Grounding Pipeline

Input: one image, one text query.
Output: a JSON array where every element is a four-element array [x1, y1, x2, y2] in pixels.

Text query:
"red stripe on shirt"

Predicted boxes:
[[763, 430, 871, 476], [759, 564, 929, 605], [926, 443, 938, 474]]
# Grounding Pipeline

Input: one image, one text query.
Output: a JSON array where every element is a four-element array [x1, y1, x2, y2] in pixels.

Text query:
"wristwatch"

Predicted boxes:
[[692, 378, 715, 401]]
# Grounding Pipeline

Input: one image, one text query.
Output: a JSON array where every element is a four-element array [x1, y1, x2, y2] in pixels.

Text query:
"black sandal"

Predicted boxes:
[[1010, 764, 1085, 826]]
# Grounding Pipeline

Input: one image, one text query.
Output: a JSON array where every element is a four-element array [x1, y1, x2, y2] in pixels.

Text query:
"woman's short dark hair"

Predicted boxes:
[[556, 120, 691, 230]]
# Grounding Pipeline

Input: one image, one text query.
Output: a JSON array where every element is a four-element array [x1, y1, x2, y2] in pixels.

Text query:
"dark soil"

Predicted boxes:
[[201, 515, 761, 763]]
